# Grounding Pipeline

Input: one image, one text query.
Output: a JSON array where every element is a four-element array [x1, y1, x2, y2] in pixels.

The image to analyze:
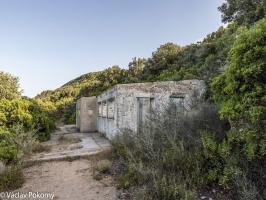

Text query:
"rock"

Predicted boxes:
[[0, 161, 6, 175]]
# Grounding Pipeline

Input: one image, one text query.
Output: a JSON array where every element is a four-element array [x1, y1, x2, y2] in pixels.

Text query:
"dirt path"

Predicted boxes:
[[18, 159, 116, 200], [13, 125, 117, 200]]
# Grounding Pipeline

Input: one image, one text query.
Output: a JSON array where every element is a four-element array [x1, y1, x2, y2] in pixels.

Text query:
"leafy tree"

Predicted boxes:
[[218, 0, 266, 26], [127, 57, 146, 82], [0, 72, 21, 100], [211, 19, 266, 128], [0, 99, 32, 132], [143, 43, 183, 80]]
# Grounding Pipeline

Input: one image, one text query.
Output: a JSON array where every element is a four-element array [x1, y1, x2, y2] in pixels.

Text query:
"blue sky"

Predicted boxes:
[[0, 0, 224, 97]]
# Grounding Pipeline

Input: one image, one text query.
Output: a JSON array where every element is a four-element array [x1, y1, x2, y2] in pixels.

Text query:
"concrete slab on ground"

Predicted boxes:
[[29, 125, 112, 162]]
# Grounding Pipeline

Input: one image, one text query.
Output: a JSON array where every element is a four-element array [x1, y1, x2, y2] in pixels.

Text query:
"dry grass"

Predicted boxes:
[[32, 143, 52, 153], [0, 161, 5, 175], [0, 165, 24, 192], [58, 134, 82, 144], [91, 149, 113, 181]]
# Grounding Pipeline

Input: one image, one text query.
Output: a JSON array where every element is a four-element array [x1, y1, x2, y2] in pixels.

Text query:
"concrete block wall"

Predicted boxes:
[[76, 96, 97, 133], [96, 80, 206, 139]]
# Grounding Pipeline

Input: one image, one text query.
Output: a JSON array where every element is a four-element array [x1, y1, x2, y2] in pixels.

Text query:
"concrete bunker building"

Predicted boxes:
[[76, 80, 206, 139]]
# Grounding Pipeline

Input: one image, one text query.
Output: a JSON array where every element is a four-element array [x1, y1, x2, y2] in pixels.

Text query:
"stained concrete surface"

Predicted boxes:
[[29, 125, 112, 162]]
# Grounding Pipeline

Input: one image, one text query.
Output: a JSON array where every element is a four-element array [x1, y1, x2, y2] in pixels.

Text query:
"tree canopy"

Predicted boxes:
[[211, 18, 266, 127], [0, 72, 21, 100], [218, 0, 266, 26]]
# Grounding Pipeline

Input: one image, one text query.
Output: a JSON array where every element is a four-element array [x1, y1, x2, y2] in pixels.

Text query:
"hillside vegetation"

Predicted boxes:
[[0, 0, 265, 198], [0, 72, 56, 191], [113, 18, 266, 199], [36, 22, 238, 124]]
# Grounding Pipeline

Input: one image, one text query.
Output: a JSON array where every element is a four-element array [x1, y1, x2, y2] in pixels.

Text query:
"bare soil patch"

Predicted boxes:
[[18, 159, 116, 200]]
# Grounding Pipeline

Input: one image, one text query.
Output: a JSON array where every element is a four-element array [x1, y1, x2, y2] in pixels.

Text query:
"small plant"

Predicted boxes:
[[95, 160, 111, 174], [117, 169, 146, 189], [0, 165, 24, 192], [232, 174, 260, 200], [4, 125, 38, 160], [32, 143, 52, 153], [0, 161, 6, 175], [151, 176, 196, 200]]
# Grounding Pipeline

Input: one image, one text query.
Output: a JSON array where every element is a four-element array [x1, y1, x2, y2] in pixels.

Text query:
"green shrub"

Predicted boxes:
[[210, 20, 266, 194], [0, 165, 24, 191], [113, 102, 226, 198], [0, 139, 18, 163], [151, 175, 196, 200], [117, 168, 146, 189], [0, 98, 55, 143], [95, 160, 111, 174]]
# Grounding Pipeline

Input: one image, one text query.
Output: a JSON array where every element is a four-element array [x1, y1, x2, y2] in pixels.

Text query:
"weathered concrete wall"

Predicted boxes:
[[76, 97, 97, 133], [97, 80, 206, 139]]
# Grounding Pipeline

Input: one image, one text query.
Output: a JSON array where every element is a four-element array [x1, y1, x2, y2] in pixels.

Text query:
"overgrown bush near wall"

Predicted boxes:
[[113, 103, 228, 199], [209, 18, 266, 200]]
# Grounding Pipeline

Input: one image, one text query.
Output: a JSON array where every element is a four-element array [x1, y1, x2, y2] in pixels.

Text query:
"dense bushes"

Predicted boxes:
[[0, 98, 55, 141], [0, 72, 55, 164], [113, 101, 265, 199], [209, 18, 266, 198], [112, 19, 266, 200], [113, 103, 229, 199]]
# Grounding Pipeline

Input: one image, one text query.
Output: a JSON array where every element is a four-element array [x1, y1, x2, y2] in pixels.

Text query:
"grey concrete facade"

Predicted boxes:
[[96, 80, 206, 139], [76, 97, 97, 132], [76, 80, 206, 139]]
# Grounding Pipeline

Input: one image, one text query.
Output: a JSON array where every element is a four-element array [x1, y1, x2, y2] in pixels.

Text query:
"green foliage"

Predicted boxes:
[[0, 72, 55, 164], [211, 21, 266, 192], [28, 99, 55, 141], [0, 98, 55, 141], [36, 24, 238, 124], [117, 168, 146, 189], [36, 66, 128, 123], [212, 19, 266, 127], [113, 103, 227, 199], [0, 165, 24, 192], [0, 98, 32, 131], [0, 72, 21, 100], [218, 0, 266, 26], [151, 176, 196, 200], [127, 57, 147, 83], [201, 131, 241, 187], [0, 125, 39, 163], [95, 160, 111, 174], [209, 20, 266, 195], [142, 43, 183, 80], [0, 138, 18, 163]]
